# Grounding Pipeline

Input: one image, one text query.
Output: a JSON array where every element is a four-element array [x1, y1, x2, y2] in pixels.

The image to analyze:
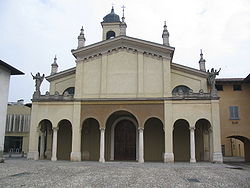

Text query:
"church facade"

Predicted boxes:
[[28, 8, 223, 163]]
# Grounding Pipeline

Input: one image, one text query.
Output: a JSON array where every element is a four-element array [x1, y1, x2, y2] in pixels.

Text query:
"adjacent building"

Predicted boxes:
[[28, 7, 223, 163], [4, 100, 31, 155], [216, 74, 250, 162], [0, 60, 24, 162]]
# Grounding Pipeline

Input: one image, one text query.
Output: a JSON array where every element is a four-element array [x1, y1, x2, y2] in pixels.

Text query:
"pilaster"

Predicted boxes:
[[211, 100, 223, 163], [100, 52, 108, 97], [27, 107, 39, 160], [163, 101, 174, 162], [137, 51, 144, 97], [162, 57, 171, 97], [71, 101, 82, 162]]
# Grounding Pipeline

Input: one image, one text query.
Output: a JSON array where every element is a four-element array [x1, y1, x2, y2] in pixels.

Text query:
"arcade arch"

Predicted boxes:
[[81, 118, 100, 161], [57, 119, 72, 160], [195, 119, 212, 162], [105, 110, 138, 161], [173, 119, 190, 162], [144, 117, 164, 161]]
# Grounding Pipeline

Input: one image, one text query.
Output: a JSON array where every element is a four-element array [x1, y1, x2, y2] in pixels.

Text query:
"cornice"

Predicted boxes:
[[171, 63, 208, 78], [71, 35, 175, 61], [46, 67, 76, 82]]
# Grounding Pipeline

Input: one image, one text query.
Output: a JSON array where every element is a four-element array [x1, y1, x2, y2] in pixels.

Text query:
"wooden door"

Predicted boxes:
[[114, 120, 136, 160]]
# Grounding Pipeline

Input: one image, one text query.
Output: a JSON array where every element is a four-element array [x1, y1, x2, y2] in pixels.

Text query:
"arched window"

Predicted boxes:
[[172, 85, 191, 94], [106, 31, 116, 39], [63, 87, 75, 95]]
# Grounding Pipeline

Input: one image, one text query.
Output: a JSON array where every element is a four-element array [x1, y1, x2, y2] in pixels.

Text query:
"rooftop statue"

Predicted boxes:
[[207, 68, 221, 95], [31, 72, 45, 94]]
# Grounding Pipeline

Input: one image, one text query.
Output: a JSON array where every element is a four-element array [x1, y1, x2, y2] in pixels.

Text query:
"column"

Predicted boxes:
[[45, 129, 52, 159], [99, 128, 105, 163], [39, 131, 45, 159], [51, 127, 58, 161], [190, 127, 196, 163], [138, 127, 144, 163]]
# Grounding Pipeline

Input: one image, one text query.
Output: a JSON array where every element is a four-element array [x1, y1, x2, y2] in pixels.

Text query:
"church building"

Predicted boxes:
[[28, 7, 223, 163]]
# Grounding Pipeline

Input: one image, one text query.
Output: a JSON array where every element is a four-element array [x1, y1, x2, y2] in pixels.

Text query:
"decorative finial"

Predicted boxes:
[[200, 49, 205, 61], [80, 26, 84, 34], [54, 55, 57, 62], [122, 5, 125, 17], [77, 26, 86, 48], [199, 49, 206, 72], [51, 55, 58, 75], [162, 21, 169, 46], [111, 4, 114, 13]]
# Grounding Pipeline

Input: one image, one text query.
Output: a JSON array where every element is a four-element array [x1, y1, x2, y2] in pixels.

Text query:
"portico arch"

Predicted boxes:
[[57, 119, 72, 160], [195, 119, 212, 161], [105, 110, 139, 161], [144, 117, 164, 161], [81, 118, 100, 161], [227, 135, 250, 162], [173, 119, 190, 162], [38, 119, 53, 160]]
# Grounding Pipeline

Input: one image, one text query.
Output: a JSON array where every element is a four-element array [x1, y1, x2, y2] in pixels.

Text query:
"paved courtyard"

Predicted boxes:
[[0, 159, 250, 188]]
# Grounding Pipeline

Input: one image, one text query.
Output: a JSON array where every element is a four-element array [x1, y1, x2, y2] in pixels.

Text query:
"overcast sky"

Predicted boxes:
[[1, 0, 250, 103]]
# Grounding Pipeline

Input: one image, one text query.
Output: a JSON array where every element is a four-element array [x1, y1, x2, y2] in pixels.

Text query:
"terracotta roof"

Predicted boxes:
[[216, 78, 244, 82], [0, 60, 24, 75], [216, 74, 250, 83]]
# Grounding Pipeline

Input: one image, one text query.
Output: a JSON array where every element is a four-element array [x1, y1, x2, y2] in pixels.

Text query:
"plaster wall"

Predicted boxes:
[[8, 105, 31, 115], [171, 69, 208, 92], [218, 83, 250, 156], [49, 74, 75, 95], [30, 102, 74, 129], [0, 66, 10, 157], [73, 51, 173, 98], [172, 101, 212, 126]]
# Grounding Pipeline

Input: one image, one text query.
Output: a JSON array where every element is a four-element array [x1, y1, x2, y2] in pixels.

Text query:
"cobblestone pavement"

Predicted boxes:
[[0, 159, 249, 188]]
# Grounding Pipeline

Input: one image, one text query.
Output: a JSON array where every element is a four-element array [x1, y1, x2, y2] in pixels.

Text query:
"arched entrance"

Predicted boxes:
[[144, 117, 164, 161], [81, 118, 100, 161], [105, 110, 139, 161], [195, 119, 212, 162], [227, 136, 250, 162], [114, 120, 136, 160], [173, 119, 190, 162], [38, 119, 52, 160], [57, 119, 72, 160]]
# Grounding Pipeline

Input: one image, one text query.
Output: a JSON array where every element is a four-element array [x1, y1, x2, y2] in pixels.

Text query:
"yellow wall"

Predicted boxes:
[[218, 82, 250, 157], [49, 74, 75, 95]]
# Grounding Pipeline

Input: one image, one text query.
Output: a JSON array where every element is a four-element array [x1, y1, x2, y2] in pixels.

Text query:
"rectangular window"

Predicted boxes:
[[215, 85, 223, 91], [229, 106, 239, 120], [233, 85, 241, 91]]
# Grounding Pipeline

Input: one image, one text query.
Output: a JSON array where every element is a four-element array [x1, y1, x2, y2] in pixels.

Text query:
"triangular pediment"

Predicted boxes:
[[72, 36, 175, 61]]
